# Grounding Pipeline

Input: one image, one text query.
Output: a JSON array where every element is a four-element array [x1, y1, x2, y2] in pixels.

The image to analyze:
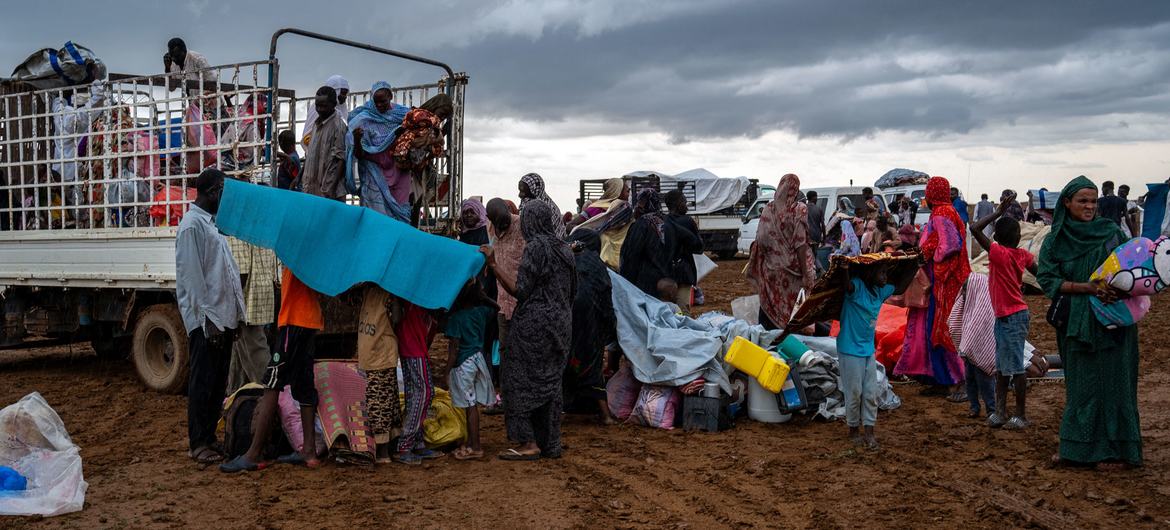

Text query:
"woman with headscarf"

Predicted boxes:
[[620, 189, 677, 297], [746, 174, 817, 330], [348, 82, 412, 222], [518, 173, 566, 239], [568, 178, 629, 228], [302, 75, 349, 147], [481, 200, 575, 460], [219, 93, 267, 169], [459, 199, 489, 245], [895, 176, 971, 396], [564, 229, 616, 424], [1038, 176, 1139, 470]]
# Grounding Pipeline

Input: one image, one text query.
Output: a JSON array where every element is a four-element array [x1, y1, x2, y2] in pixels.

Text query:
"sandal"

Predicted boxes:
[[946, 390, 968, 403], [219, 454, 268, 473], [452, 447, 484, 461], [190, 446, 224, 465], [498, 448, 540, 461], [277, 452, 322, 468], [1003, 416, 1029, 430]]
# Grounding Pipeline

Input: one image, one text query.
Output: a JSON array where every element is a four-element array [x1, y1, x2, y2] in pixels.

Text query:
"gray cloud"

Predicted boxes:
[[3, 0, 1170, 146]]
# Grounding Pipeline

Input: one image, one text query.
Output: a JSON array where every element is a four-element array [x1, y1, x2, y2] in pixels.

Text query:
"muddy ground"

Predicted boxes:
[[4, 258, 1170, 529]]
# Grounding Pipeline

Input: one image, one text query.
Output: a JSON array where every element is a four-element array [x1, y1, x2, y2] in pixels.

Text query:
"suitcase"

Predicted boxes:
[[681, 394, 733, 432]]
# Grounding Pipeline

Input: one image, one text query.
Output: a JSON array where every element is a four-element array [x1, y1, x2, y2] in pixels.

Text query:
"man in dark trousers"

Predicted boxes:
[[1096, 180, 1128, 229], [806, 190, 827, 271], [175, 168, 244, 464]]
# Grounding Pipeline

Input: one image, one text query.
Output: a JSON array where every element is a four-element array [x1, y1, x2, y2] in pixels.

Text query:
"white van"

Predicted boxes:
[[738, 186, 889, 255], [880, 184, 931, 227]]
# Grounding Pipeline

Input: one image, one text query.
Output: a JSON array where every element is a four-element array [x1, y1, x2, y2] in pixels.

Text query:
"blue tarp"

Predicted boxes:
[[1142, 183, 1168, 240], [216, 179, 484, 310]]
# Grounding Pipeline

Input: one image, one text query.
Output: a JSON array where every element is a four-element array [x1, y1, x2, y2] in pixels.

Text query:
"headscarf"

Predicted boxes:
[[504, 199, 519, 214], [634, 189, 666, 243], [237, 93, 266, 128], [346, 81, 411, 199], [590, 178, 624, 210], [860, 220, 877, 252], [1038, 176, 1125, 346], [921, 176, 967, 262], [574, 199, 633, 235], [520, 200, 573, 270], [898, 223, 918, 247], [460, 198, 488, 233], [519, 173, 565, 239], [302, 75, 350, 146], [747, 173, 816, 327], [834, 218, 861, 257]]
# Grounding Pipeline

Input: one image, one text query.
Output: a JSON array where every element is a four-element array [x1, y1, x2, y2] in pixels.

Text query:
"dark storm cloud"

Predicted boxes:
[[3, 0, 1169, 143], [429, 0, 1170, 140]]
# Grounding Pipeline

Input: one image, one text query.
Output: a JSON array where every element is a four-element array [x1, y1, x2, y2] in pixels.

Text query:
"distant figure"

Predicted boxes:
[[861, 187, 882, 222], [518, 173, 566, 239], [1000, 189, 1025, 222], [975, 193, 995, 237], [747, 174, 816, 330], [1117, 184, 1142, 237], [807, 190, 827, 270], [951, 187, 969, 224], [1096, 180, 1128, 229], [664, 190, 703, 312], [275, 130, 302, 191]]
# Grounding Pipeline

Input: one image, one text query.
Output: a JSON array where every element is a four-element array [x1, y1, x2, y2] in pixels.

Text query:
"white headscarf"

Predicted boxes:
[[301, 75, 350, 147]]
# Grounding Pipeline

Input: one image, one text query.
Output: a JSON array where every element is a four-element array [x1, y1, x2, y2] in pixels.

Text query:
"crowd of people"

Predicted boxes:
[[162, 37, 1152, 472], [747, 172, 1150, 469]]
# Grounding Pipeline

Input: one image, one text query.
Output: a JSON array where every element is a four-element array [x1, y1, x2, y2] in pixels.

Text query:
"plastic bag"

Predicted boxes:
[[0, 393, 87, 517], [277, 387, 327, 456], [606, 361, 641, 420], [730, 295, 760, 325], [396, 388, 467, 449], [627, 385, 681, 429], [9, 42, 107, 89]]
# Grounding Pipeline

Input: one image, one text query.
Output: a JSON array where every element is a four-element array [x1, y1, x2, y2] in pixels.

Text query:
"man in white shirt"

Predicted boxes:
[[175, 168, 245, 464], [164, 38, 215, 92]]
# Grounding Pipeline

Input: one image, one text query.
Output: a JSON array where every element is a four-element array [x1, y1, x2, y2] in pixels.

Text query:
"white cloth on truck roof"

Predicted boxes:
[[625, 168, 751, 215]]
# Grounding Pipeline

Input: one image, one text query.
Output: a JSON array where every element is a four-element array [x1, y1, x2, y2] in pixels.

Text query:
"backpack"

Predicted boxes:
[[221, 385, 289, 459]]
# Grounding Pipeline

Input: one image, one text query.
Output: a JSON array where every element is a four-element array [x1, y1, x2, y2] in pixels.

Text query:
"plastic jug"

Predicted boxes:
[[777, 334, 810, 363], [725, 337, 790, 393], [747, 376, 792, 423]]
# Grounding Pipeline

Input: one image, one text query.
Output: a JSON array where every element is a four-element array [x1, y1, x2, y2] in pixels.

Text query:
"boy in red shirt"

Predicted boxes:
[[970, 201, 1038, 430]]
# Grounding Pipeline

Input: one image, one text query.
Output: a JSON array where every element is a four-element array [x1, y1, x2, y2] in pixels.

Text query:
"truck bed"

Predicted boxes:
[[0, 228, 177, 289]]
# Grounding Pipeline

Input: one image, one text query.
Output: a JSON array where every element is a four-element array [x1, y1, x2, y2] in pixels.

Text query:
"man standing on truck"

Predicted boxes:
[[164, 38, 215, 92], [301, 86, 349, 200], [175, 168, 244, 464]]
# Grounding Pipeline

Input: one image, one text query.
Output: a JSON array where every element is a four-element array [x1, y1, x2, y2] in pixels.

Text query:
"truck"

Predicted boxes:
[[0, 29, 467, 393], [579, 168, 758, 259]]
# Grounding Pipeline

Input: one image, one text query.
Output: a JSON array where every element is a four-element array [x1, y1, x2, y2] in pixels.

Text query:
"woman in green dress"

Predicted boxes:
[[1037, 176, 1141, 470]]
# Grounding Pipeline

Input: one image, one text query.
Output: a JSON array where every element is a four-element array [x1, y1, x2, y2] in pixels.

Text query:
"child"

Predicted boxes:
[[394, 301, 440, 465], [357, 285, 403, 464], [837, 263, 897, 450], [275, 130, 302, 191], [444, 292, 498, 460], [970, 202, 1038, 430]]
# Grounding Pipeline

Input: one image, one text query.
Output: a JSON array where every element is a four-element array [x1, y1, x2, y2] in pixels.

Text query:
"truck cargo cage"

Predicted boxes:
[[578, 175, 697, 213], [0, 61, 284, 232]]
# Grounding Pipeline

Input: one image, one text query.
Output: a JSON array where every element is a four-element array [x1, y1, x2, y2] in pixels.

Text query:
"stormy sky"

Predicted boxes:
[[3, 0, 1170, 208]]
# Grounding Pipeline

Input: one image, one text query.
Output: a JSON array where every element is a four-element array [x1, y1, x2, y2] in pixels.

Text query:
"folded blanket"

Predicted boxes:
[[216, 179, 484, 310]]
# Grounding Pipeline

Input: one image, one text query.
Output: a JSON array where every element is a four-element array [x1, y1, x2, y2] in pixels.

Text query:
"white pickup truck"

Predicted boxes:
[[0, 29, 467, 392]]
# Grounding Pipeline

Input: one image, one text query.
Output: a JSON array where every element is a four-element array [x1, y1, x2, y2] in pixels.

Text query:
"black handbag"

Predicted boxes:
[[1045, 294, 1069, 330]]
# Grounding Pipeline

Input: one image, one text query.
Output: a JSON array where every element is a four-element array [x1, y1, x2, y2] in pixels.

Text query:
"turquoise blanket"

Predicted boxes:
[[216, 179, 484, 310]]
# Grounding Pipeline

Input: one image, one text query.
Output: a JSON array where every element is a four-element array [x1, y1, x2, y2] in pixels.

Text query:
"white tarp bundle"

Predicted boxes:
[[0, 393, 87, 517], [625, 168, 751, 215]]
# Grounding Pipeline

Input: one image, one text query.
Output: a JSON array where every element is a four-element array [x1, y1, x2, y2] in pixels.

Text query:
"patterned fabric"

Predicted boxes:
[[397, 356, 434, 453], [228, 237, 276, 325], [391, 107, 444, 171], [947, 272, 997, 377], [785, 251, 920, 332], [365, 368, 402, 445], [519, 173, 566, 239], [747, 174, 817, 328], [895, 176, 970, 386], [313, 360, 375, 464], [633, 189, 666, 243]]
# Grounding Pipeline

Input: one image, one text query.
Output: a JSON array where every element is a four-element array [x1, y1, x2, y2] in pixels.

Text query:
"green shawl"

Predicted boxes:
[[1037, 176, 1126, 345]]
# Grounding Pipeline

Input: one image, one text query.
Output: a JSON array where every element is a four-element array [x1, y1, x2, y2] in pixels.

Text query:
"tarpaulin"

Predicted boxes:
[[625, 168, 751, 215], [216, 179, 484, 310]]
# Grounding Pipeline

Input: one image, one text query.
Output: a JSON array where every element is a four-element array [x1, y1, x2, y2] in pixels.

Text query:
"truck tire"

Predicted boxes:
[[132, 304, 189, 394]]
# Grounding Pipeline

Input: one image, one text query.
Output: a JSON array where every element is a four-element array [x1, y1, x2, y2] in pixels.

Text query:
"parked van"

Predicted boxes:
[[879, 184, 931, 227], [738, 186, 888, 255]]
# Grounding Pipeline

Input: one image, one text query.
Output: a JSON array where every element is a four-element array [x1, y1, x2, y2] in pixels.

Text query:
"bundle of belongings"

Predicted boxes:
[[874, 168, 929, 188], [970, 222, 1050, 291], [1089, 236, 1170, 329], [6, 41, 106, 89], [221, 363, 467, 466], [946, 273, 1053, 380]]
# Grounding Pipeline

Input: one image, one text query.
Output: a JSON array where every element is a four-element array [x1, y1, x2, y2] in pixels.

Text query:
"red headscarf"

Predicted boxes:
[[921, 176, 964, 261]]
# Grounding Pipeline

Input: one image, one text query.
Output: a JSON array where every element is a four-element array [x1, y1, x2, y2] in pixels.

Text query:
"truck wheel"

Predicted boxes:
[[132, 304, 189, 394], [716, 249, 738, 260]]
